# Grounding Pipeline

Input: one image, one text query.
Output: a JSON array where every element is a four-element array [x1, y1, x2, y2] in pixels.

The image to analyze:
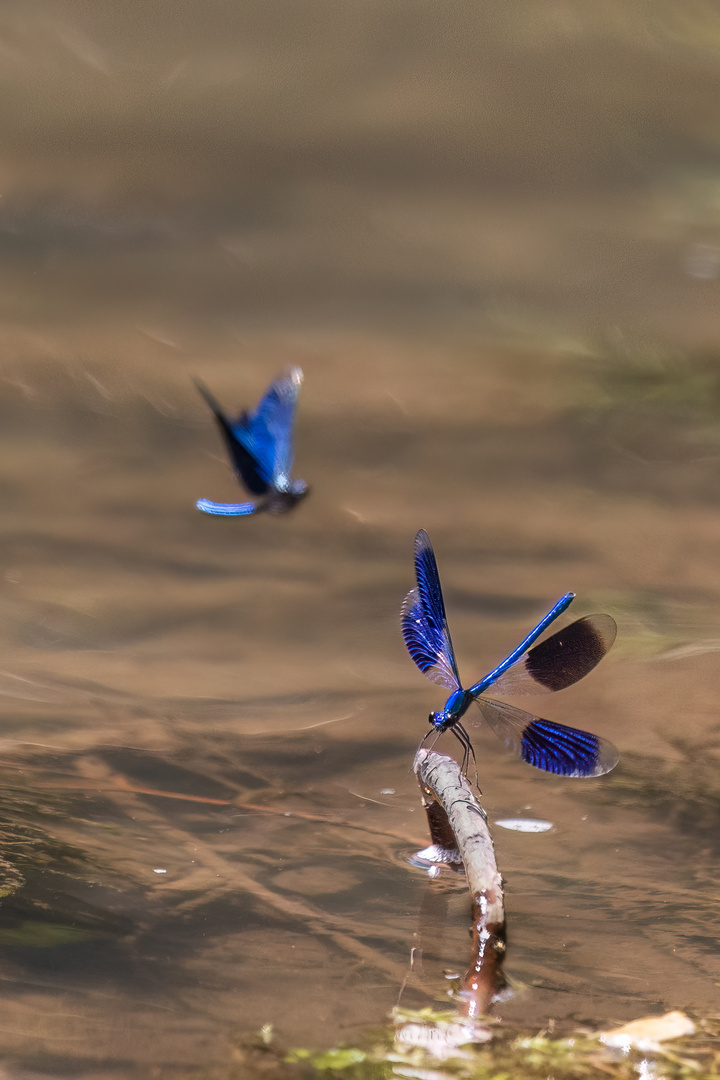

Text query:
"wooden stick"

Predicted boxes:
[[414, 748, 506, 1017]]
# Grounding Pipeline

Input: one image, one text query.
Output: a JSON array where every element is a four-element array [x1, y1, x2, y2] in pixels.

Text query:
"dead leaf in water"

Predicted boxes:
[[599, 1010, 695, 1050]]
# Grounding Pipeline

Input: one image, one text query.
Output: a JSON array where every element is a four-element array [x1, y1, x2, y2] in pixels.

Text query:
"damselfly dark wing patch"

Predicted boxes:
[[487, 614, 617, 697]]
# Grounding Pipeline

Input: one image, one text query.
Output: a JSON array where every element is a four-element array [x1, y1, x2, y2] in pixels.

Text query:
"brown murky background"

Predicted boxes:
[[0, 0, 719, 1074]]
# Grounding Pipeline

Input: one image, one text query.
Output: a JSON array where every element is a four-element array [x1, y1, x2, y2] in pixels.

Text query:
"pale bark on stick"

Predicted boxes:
[[414, 748, 506, 1017]]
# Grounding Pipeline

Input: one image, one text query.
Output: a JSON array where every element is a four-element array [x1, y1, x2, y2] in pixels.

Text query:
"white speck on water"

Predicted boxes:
[[380, 788, 395, 795], [495, 818, 553, 833], [153, 868, 167, 874]]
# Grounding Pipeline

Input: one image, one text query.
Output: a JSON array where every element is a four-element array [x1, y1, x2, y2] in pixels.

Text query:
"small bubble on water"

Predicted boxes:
[[495, 818, 553, 833]]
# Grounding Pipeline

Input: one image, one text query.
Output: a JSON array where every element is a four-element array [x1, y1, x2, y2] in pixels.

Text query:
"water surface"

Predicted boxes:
[[0, 2, 719, 1074]]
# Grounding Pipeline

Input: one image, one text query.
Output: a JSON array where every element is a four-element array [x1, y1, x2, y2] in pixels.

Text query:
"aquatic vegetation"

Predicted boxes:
[[583, 336, 720, 416], [277, 1008, 720, 1080]]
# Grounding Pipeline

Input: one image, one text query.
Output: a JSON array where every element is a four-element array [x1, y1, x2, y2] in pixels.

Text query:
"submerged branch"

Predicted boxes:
[[70, 756, 411, 984], [413, 748, 506, 1017]]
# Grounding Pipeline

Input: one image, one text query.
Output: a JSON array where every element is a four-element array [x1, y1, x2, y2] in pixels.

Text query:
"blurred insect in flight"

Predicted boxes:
[[402, 529, 619, 778], [195, 367, 308, 517]]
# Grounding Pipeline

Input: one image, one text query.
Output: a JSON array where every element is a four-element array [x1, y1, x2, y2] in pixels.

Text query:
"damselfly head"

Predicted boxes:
[[429, 710, 449, 731]]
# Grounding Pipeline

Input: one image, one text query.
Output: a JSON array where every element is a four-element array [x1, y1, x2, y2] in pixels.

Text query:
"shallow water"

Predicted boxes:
[[0, 1, 719, 1075]]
